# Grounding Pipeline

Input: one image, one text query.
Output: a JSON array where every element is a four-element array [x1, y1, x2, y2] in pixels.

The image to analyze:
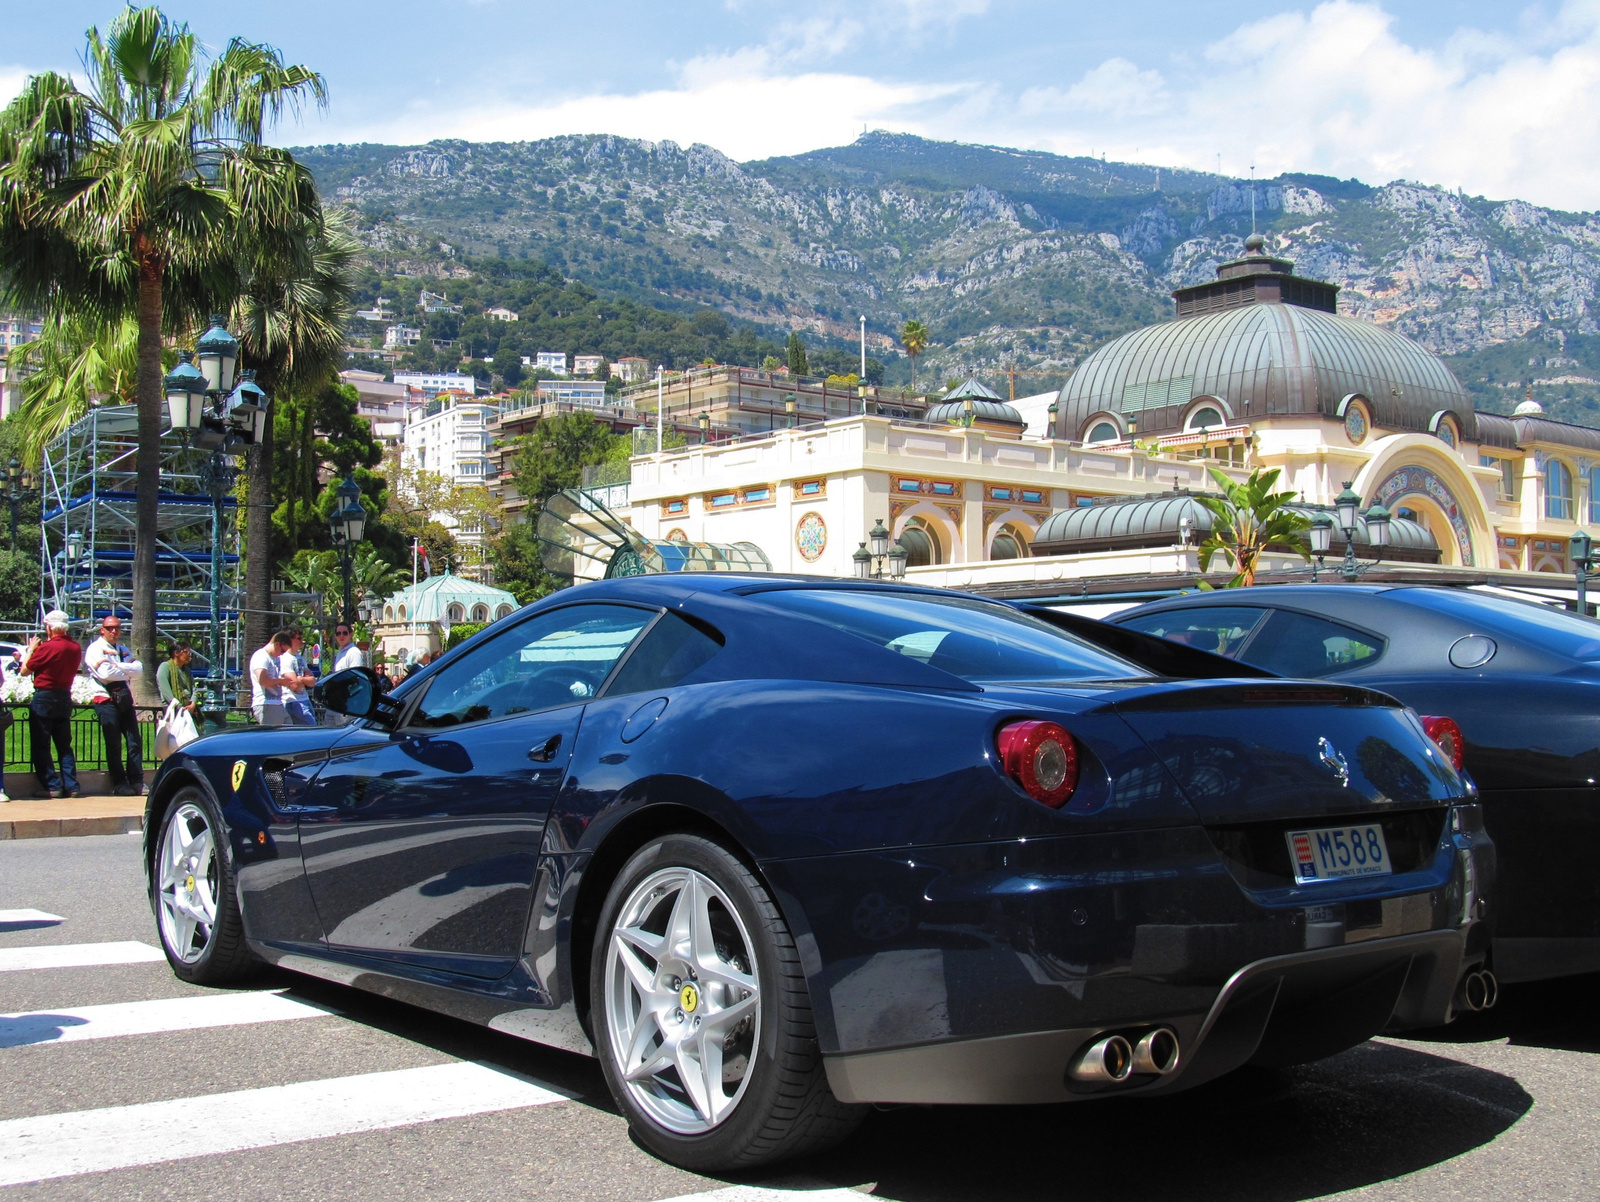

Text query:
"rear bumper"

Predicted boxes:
[[825, 929, 1467, 1105]]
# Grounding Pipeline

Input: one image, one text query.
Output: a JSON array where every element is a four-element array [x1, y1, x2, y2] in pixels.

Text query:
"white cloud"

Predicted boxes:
[[967, 0, 1600, 210], [333, 49, 955, 161], [0, 66, 34, 109]]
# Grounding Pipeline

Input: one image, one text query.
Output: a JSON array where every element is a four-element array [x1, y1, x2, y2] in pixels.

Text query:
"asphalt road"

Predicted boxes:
[[1, 834, 1596, 1201]]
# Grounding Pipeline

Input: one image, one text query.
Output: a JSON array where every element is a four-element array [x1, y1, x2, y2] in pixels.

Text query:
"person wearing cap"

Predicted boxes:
[[85, 615, 145, 797], [21, 611, 82, 800]]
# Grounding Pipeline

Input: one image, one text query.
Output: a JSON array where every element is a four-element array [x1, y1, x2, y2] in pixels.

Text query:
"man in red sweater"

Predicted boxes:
[[22, 610, 82, 799]]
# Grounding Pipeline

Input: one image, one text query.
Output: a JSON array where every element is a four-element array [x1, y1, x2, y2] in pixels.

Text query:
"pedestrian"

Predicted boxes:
[[331, 621, 365, 672], [85, 615, 145, 796], [280, 629, 317, 726], [249, 630, 294, 725], [21, 610, 81, 800], [157, 641, 201, 722]]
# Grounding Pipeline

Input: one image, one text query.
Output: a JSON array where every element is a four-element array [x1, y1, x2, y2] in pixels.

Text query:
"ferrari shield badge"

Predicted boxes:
[[230, 760, 248, 793]]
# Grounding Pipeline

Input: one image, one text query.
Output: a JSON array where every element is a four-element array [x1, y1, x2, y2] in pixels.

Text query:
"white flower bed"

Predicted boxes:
[[0, 674, 113, 706]]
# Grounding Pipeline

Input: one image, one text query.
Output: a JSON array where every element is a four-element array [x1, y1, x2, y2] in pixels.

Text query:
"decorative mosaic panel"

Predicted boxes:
[[794, 478, 826, 499], [795, 511, 828, 562], [666, 528, 689, 543], [661, 498, 688, 516], [1372, 464, 1475, 566]]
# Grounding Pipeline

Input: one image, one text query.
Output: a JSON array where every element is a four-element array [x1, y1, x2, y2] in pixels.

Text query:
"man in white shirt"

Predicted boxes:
[[280, 629, 317, 725], [331, 621, 366, 673], [85, 615, 145, 796], [250, 631, 294, 726]]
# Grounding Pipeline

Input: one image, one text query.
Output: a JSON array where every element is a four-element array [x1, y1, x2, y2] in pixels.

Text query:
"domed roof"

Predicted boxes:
[[925, 397, 1026, 426], [1054, 302, 1475, 441], [379, 571, 518, 624]]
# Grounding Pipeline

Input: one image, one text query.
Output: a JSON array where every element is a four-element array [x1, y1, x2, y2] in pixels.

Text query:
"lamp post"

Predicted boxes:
[[1311, 482, 1392, 582], [853, 518, 909, 579], [1046, 398, 1059, 438], [3, 458, 36, 549], [165, 321, 265, 695], [1572, 530, 1595, 615], [329, 473, 367, 625], [784, 395, 797, 429]]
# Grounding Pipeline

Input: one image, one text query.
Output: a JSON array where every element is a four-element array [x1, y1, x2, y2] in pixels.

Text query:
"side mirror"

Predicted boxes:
[[315, 668, 395, 727]]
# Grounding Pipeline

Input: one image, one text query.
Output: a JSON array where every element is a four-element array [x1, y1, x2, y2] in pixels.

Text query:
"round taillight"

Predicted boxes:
[[1420, 715, 1465, 772], [996, 719, 1080, 808]]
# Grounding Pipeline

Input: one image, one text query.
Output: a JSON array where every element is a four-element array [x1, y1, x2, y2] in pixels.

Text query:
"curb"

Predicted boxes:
[[0, 814, 144, 840]]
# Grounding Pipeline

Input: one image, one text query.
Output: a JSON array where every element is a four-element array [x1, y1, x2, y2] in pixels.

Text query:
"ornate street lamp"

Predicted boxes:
[[869, 518, 890, 559], [194, 314, 240, 394], [852, 542, 872, 579], [858, 518, 907, 579], [1335, 482, 1361, 533], [784, 395, 797, 429], [1312, 485, 1391, 583], [330, 473, 367, 624], [1573, 530, 1596, 614], [3, 457, 35, 550], [1046, 398, 1059, 437], [164, 352, 207, 433]]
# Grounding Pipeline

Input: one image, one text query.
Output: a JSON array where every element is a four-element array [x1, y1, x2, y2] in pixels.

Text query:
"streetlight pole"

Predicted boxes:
[[1311, 482, 1391, 582], [329, 473, 368, 626], [4, 458, 36, 549], [852, 517, 909, 580]]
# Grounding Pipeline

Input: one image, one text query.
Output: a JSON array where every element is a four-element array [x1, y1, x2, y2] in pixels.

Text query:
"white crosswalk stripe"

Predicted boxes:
[[0, 909, 64, 925], [0, 989, 333, 1048], [0, 1061, 572, 1186], [0, 940, 165, 972]]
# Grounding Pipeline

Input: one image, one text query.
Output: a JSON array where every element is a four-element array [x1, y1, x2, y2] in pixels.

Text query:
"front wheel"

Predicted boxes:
[[153, 787, 260, 984], [591, 834, 862, 1171]]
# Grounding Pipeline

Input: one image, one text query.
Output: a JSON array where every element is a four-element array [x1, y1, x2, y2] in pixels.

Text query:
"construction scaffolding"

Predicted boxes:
[[39, 406, 244, 687]]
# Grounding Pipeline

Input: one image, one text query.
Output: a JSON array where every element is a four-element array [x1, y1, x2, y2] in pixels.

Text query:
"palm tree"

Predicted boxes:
[[10, 313, 139, 464], [0, 6, 327, 698], [233, 212, 357, 665], [1195, 465, 1311, 587], [901, 320, 929, 391]]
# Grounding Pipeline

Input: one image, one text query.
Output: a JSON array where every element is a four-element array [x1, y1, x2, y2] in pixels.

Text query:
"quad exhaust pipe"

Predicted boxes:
[[1457, 969, 1499, 1012], [1068, 1027, 1180, 1084]]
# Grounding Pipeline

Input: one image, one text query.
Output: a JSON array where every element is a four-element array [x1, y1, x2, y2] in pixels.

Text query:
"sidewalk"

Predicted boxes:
[[0, 794, 145, 839]]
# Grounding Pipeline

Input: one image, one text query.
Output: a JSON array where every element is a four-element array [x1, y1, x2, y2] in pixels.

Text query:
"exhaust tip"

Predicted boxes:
[[1132, 1027, 1181, 1076], [1479, 970, 1499, 1010], [1459, 970, 1498, 1012], [1068, 1034, 1133, 1084]]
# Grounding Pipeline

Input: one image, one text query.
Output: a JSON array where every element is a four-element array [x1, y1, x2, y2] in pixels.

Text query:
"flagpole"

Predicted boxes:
[[656, 365, 664, 455], [410, 536, 419, 663]]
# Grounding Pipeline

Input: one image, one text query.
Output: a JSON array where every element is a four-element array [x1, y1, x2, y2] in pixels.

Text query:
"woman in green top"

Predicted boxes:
[[157, 642, 199, 719]]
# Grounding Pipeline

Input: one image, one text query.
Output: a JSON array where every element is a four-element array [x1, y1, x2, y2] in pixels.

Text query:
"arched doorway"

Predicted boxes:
[[899, 518, 942, 567]]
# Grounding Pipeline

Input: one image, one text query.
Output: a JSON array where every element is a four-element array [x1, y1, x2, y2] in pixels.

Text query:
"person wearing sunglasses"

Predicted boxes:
[[85, 616, 145, 797], [331, 622, 365, 673], [19, 610, 81, 800]]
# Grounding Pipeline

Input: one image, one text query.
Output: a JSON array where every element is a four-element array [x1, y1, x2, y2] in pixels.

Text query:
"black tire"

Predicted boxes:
[[590, 833, 863, 1171], [151, 786, 260, 985]]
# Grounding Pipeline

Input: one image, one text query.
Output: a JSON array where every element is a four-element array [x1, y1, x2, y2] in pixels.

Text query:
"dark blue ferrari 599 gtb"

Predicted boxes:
[[144, 575, 1494, 1170]]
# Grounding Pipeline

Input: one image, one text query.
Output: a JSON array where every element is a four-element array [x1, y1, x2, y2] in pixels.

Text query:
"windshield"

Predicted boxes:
[[754, 589, 1149, 683], [1399, 588, 1600, 661]]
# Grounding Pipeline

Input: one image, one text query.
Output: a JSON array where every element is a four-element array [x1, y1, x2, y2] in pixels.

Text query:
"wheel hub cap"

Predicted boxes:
[[157, 803, 218, 964]]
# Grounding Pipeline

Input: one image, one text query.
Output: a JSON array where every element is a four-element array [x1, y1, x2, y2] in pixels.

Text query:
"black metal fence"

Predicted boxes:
[[2, 705, 251, 774]]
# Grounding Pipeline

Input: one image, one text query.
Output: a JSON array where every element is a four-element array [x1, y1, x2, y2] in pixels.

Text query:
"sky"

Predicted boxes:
[[3, 1, 1598, 210]]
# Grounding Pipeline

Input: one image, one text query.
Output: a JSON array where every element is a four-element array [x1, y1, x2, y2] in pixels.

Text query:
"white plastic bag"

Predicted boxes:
[[169, 704, 199, 752], [154, 701, 179, 761]]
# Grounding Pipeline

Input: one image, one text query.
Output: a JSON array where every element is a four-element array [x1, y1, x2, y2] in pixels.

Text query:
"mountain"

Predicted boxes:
[[297, 132, 1600, 425]]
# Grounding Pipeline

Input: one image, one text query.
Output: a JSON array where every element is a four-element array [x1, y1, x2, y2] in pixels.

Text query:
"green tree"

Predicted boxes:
[[508, 411, 620, 506], [786, 331, 809, 376], [901, 320, 930, 390], [0, 6, 328, 696], [9, 313, 139, 464], [489, 518, 559, 607], [1195, 466, 1311, 588]]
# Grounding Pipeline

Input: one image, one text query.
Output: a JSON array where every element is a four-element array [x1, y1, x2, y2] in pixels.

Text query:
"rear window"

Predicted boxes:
[[1398, 588, 1600, 660], [755, 589, 1148, 683], [1241, 610, 1386, 678]]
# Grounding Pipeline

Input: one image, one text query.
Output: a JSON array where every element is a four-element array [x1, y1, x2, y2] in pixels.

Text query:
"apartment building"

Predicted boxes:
[[338, 369, 421, 443], [402, 393, 501, 577], [393, 371, 481, 398], [384, 323, 421, 350]]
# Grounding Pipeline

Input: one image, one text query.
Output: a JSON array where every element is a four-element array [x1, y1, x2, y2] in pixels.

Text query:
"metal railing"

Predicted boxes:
[[0, 704, 257, 775]]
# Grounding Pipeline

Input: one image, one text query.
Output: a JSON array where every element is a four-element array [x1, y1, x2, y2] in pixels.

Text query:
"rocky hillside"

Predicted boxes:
[[298, 132, 1600, 424]]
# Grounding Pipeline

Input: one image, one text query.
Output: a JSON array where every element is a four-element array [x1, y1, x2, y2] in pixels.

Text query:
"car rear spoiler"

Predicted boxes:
[[1013, 604, 1278, 680]]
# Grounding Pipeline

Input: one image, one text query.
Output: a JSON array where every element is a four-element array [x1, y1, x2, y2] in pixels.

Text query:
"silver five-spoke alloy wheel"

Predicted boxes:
[[157, 803, 218, 963], [604, 866, 761, 1134]]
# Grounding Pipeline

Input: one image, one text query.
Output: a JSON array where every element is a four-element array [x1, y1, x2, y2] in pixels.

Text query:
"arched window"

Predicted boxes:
[[990, 525, 1028, 560], [1589, 467, 1600, 524], [1186, 405, 1224, 432], [384, 605, 394, 622], [495, 604, 513, 619], [397, 604, 408, 621], [471, 604, 489, 621], [1086, 421, 1120, 443], [447, 602, 465, 622], [898, 518, 942, 567], [1546, 459, 1573, 520]]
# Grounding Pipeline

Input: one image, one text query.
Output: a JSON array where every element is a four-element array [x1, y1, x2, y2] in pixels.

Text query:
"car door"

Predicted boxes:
[[297, 601, 658, 978]]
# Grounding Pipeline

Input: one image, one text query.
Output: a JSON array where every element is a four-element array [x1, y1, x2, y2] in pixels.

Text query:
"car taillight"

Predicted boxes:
[[996, 720, 1080, 808], [1420, 715, 1465, 772]]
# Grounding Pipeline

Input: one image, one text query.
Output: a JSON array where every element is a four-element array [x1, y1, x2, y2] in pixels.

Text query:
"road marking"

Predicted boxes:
[[0, 1060, 570, 1186], [651, 1189, 869, 1202], [0, 990, 332, 1048], [0, 909, 64, 925], [0, 942, 165, 973]]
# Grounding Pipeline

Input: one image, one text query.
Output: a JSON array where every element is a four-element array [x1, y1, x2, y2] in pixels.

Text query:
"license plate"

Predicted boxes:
[[1286, 824, 1392, 884]]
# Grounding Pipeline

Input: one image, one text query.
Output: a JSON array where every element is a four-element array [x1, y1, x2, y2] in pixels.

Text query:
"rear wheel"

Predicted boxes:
[[153, 787, 259, 984], [591, 833, 861, 1171]]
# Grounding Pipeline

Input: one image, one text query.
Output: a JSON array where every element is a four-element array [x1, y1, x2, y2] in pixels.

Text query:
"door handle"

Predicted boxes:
[[528, 734, 562, 762]]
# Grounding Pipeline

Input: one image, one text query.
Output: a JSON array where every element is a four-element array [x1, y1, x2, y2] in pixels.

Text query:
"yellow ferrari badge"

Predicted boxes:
[[679, 983, 700, 1014], [230, 760, 248, 793]]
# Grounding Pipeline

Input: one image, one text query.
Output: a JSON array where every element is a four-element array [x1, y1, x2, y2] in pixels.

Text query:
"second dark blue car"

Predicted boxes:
[[144, 576, 1494, 1170]]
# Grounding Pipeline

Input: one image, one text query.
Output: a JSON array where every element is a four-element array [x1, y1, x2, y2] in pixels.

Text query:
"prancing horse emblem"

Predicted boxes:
[[1318, 737, 1349, 787]]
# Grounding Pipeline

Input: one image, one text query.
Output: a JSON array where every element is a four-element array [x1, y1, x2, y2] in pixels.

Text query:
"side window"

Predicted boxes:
[[605, 611, 724, 697], [1238, 610, 1386, 678], [1120, 607, 1270, 659], [411, 604, 654, 728]]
